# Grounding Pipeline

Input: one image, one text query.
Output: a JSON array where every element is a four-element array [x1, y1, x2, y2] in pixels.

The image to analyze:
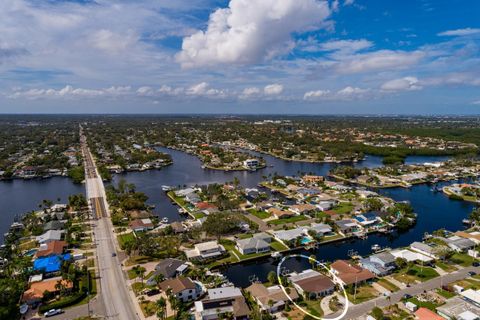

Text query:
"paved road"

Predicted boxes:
[[329, 266, 480, 319], [81, 128, 140, 320]]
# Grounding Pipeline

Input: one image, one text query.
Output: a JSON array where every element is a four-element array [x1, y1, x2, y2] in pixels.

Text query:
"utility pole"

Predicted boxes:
[[354, 275, 358, 302], [87, 291, 90, 316]]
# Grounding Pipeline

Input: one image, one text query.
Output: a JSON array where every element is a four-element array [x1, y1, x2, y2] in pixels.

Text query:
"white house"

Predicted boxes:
[[159, 277, 202, 303], [184, 241, 226, 261], [235, 233, 271, 255]]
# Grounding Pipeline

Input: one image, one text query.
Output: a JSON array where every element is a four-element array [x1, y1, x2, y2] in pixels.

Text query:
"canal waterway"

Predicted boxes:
[[0, 147, 473, 287]]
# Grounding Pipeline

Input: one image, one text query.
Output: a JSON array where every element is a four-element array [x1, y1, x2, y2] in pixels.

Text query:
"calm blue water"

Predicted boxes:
[[0, 177, 83, 239], [0, 146, 472, 285]]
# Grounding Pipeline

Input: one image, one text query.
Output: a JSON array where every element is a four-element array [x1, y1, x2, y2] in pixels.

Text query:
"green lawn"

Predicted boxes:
[[449, 253, 475, 267], [268, 215, 307, 225], [436, 289, 455, 299], [407, 265, 439, 282], [249, 209, 271, 219], [270, 240, 289, 251], [332, 202, 354, 214], [132, 282, 146, 295], [377, 278, 400, 292], [194, 212, 206, 219], [347, 285, 380, 304], [298, 299, 324, 317], [435, 261, 458, 273], [406, 297, 439, 311], [393, 265, 439, 283], [117, 232, 135, 249]]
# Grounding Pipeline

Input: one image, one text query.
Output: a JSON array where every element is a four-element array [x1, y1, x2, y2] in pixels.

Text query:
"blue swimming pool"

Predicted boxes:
[[300, 237, 313, 245]]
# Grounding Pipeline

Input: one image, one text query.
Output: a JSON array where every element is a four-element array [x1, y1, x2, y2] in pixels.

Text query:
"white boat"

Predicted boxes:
[[371, 244, 381, 252], [271, 252, 282, 259], [161, 185, 172, 191], [161, 217, 169, 223]]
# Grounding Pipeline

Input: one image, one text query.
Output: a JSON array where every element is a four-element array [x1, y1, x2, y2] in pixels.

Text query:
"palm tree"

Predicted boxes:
[[156, 297, 167, 320], [166, 288, 178, 318], [309, 254, 317, 269]]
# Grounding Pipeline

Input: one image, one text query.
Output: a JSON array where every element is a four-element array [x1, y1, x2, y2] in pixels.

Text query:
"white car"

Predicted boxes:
[[44, 309, 64, 317]]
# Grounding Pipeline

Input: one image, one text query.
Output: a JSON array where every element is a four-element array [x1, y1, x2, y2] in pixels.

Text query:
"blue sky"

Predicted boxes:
[[0, 0, 479, 114]]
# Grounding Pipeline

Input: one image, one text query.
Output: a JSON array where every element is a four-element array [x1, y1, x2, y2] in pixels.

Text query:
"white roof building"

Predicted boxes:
[[390, 249, 433, 263], [36, 230, 63, 244]]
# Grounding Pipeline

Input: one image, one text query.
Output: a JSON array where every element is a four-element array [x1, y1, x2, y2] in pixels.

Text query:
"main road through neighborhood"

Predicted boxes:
[[81, 128, 140, 320]]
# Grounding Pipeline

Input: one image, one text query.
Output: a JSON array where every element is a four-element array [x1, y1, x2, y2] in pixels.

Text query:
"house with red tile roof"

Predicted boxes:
[[330, 260, 375, 286]]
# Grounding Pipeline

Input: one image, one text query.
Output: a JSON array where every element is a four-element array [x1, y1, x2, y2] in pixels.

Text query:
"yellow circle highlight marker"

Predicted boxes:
[[277, 254, 349, 320]]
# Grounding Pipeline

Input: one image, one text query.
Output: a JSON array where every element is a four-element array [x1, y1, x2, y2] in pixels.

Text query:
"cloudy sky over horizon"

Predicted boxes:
[[1, 0, 479, 114]]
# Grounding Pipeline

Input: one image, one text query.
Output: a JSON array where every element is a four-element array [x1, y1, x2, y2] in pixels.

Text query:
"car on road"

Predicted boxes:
[[44, 309, 64, 317], [403, 294, 412, 300], [473, 262, 480, 267], [469, 271, 477, 276], [112, 252, 117, 257]]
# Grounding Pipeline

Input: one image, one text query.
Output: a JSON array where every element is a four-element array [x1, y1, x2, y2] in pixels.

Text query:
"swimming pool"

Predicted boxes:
[[300, 236, 313, 245]]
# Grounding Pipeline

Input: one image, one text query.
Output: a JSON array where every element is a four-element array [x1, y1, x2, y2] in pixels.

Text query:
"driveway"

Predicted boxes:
[[332, 265, 480, 319]]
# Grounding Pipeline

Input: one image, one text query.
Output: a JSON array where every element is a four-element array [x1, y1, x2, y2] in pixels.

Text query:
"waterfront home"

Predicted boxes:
[[272, 228, 305, 245], [390, 249, 433, 263], [268, 207, 296, 219], [235, 233, 271, 255], [184, 241, 226, 261], [22, 278, 73, 305], [243, 159, 259, 169], [245, 189, 260, 201], [445, 236, 476, 252], [195, 202, 218, 211], [302, 175, 324, 185], [35, 240, 67, 258], [255, 201, 273, 211], [175, 188, 196, 197], [129, 218, 154, 232], [335, 219, 360, 235], [159, 277, 202, 303], [170, 221, 186, 234], [354, 212, 381, 227], [194, 286, 250, 320], [307, 223, 333, 238], [43, 220, 65, 231], [246, 283, 299, 313], [146, 258, 189, 286], [410, 241, 446, 259], [360, 252, 397, 276], [330, 260, 375, 286], [356, 190, 378, 199], [49, 204, 68, 212], [296, 188, 322, 199], [36, 230, 64, 244], [289, 203, 317, 216], [455, 231, 480, 244], [289, 269, 335, 299]]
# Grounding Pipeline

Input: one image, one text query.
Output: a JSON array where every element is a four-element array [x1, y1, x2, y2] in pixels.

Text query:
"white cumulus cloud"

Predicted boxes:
[[381, 76, 422, 91], [438, 28, 480, 37], [304, 89, 331, 100], [264, 84, 284, 95], [303, 86, 370, 101], [176, 0, 332, 68], [333, 50, 424, 74]]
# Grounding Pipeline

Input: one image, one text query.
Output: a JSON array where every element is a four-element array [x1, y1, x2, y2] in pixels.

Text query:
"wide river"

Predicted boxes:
[[0, 148, 473, 287]]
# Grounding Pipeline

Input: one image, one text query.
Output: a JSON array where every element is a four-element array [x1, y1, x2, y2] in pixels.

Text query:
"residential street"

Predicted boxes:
[[329, 265, 480, 319]]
